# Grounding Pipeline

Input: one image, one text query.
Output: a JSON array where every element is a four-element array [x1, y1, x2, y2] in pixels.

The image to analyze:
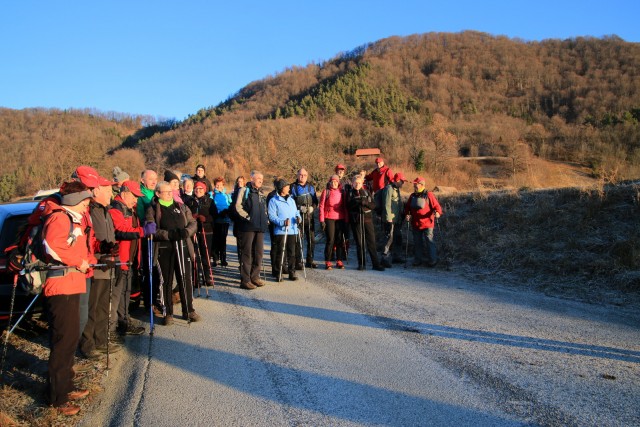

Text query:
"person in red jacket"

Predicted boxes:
[[364, 157, 394, 193], [41, 181, 93, 416], [404, 177, 443, 267], [318, 175, 348, 270], [109, 180, 150, 337]]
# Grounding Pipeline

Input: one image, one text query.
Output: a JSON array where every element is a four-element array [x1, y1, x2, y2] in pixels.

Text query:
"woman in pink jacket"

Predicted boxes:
[[318, 175, 349, 269]]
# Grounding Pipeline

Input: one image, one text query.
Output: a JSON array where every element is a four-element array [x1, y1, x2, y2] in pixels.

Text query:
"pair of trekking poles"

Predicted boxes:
[[403, 215, 441, 269], [1, 261, 130, 374], [277, 220, 307, 282]]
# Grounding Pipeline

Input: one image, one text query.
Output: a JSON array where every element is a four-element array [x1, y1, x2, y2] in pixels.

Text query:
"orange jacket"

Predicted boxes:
[[42, 205, 90, 296]]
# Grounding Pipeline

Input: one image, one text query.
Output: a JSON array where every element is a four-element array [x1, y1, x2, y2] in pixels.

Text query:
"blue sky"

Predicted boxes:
[[1, 1, 638, 121]]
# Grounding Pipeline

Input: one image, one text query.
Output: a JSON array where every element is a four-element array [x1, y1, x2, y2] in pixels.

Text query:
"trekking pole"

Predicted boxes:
[[297, 223, 306, 280], [404, 219, 410, 269], [360, 211, 366, 268], [148, 236, 154, 335], [174, 240, 191, 325], [106, 266, 114, 371], [0, 274, 19, 375], [7, 293, 40, 337], [278, 224, 289, 282], [199, 229, 213, 297], [192, 235, 201, 298]]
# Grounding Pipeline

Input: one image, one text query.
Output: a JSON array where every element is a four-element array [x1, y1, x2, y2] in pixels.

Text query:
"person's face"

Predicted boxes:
[[93, 185, 112, 206], [169, 179, 180, 191], [157, 185, 173, 202], [414, 182, 425, 192], [184, 181, 194, 193], [297, 170, 308, 185], [215, 181, 224, 192], [121, 191, 138, 209], [237, 178, 245, 187], [196, 167, 205, 178], [330, 179, 339, 189], [353, 179, 363, 190], [252, 174, 263, 188], [141, 171, 158, 190], [336, 169, 345, 178], [194, 186, 207, 198], [376, 161, 384, 169], [280, 185, 290, 197]]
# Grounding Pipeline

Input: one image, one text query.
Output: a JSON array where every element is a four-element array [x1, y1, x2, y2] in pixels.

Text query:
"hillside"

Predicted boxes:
[[1, 32, 639, 199]]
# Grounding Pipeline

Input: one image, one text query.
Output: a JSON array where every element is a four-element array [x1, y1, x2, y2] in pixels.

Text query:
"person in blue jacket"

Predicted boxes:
[[289, 168, 318, 269], [268, 179, 300, 281], [211, 177, 232, 267]]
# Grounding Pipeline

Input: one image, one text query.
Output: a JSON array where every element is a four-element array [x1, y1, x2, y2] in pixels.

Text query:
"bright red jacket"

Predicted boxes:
[[319, 185, 348, 222], [109, 196, 143, 271], [404, 190, 442, 229], [365, 165, 394, 192], [42, 203, 90, 296]]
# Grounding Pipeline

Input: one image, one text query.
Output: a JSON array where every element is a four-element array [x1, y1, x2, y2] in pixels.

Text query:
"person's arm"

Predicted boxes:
[[234, 187, 250, 220]]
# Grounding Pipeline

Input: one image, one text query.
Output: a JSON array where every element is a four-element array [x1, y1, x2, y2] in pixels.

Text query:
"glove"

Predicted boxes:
[[99, 240, 116, 255], [284, 218, 290, 227], [320, 222, 325, 231], [99, 255, 117, 271], [299, 206, 308, 214], [143, 222, 157, 237]]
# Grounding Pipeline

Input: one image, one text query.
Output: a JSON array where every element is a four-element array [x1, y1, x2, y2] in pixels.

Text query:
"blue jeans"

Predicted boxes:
[[412, 227, 436, 265]]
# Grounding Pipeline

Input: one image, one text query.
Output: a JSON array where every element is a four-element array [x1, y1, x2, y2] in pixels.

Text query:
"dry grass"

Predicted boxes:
[[435, 182, 640, 306], [0, 318, 107, 427]]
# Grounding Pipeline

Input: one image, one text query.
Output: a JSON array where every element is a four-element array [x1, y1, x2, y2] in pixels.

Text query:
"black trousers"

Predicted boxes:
[[47, 294, 80, 406], [324, 219, 347, 262], [295, 213, 315, 265], [194, 232, 213, 283], [271, 233, 297, 278], [213, 223, 229, 263], [80, 277, 111, 354], [351, 218, 380, 268], [114, 269, 132, 329], [157, 240, 194, 317], [382, 221, 404, 260], [239, 231, 264, 285]]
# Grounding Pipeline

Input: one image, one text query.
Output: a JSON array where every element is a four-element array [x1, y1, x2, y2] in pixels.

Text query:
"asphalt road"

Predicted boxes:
[[81, 239, 640, 427]]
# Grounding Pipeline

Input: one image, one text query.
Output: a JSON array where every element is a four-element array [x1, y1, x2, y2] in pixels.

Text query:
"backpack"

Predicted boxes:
[[6, 208, 74, 295]]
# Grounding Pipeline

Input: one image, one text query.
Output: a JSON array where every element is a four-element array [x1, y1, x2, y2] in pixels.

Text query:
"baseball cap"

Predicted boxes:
[[120, 180, 143, 197], [335, 164, 346, 171], [394, 172, 406, 182], [412, 177, 426, 184], [194, 181, 207, 190], [375, 157, 384, 163], [72, 165, 114, 188]]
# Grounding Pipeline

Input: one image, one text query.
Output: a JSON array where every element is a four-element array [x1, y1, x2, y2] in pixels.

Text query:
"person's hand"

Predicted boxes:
[[307, 206, 314, 215], [284, 218, 290, 227], [180, 228, 189, 239], [78, 260, 90, 274], [435, 212, 441, 219], [99, 255, 116, 271], [143, 222, 157, 237], [99, 240, 116, 255], [321, 222, 326, 231], [296, 216, 302, 225], [299, 206, 308, 214], [197, 214, 207, 222]]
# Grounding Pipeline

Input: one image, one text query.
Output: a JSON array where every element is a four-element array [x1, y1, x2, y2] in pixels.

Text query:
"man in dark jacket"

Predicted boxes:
[[346, 175, 385, 271], [380, 172, 407, 266], [290, 168, 318, 269], [234, 171, 268, 289]]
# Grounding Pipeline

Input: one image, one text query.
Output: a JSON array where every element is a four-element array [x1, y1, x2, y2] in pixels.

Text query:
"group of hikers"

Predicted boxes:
[[14, 158, 442, 416]]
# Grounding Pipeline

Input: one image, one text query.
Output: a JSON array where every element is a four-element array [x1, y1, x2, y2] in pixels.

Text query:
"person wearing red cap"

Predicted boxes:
[[185, 180, 214, 285], [41, 181, 93, 416], [365, 157, 394, 193], [334, 164, 350, 189], [404, 177, 443, 267], [109, 180, 150, 337], [380, 172, 408, 266]]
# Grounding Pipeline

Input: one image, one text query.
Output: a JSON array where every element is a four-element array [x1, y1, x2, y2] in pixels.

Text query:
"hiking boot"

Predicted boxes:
[[305, 261, 317, 269], [206, 278, 214, 287], [295, 263, 304, 271], [185, 311, 201, 322], [152, 306, 164, 318], [96, 343, 121, 354], [211, 260, 218, 267], [336, 260, 345, 269], [121, 324, 145, 336], [220, 260, 228, 267], [68, 389, 89, 401], [240, 282, 257, 290], [163, 315, 174, 326], [289, 272, 299, 281], [373, 265, 386, 271], [325, 262, 333, 270], [252, 279, 265, 287], [56, 402, 81, 416], [381, 259, 392, 268], [109, 334, 125, 345], [80, 349, 102, 360]]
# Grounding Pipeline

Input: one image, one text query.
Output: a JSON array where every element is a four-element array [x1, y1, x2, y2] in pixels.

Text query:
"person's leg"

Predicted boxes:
[[240, 231, 255, 285], [250, 232, 264, 283], [365, 221, 381, 267], [286, 234, 297, 279], [425, 227, 437, 265], [412, 228, 424, 265], [272, 234, 284, 279], [324, 219, 336, 265], [158, 245, 176, 317], [92, 278, 111, 349], [392, 220, 404, 262], [48, 294, 80, 406], [381, 222, 394, 267], [78, 278, 90, 339], [79, 278, 100, 355]]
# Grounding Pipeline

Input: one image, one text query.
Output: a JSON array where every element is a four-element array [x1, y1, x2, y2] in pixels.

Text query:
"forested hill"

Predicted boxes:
[[2, 31, 640, 200]]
